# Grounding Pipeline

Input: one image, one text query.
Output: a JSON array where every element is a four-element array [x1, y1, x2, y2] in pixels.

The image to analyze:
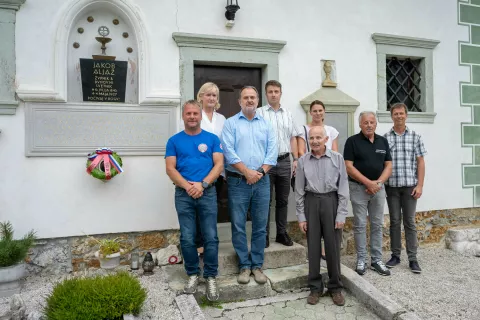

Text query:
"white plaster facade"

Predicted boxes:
[[0, 0, 472, 238]]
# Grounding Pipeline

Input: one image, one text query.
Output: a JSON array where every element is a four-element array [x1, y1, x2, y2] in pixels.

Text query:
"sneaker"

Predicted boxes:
[[386, 255, 400, 268], [371, 261, 391, 276], [356, 261, 366, 275], [252, 268, 268, 284], [205, 277, 219, 301], [307, 291, 320, 305], [330, 291, 345, 306], [184, 275, 199, 294], [409, 261, 422, 274], [276, 232, 293, 246], [265, 235, 270, 248], [237, 268, 251, 284]]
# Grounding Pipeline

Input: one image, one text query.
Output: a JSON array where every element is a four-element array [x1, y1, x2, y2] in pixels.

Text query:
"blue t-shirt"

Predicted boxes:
[[165, 130, 223, 182]]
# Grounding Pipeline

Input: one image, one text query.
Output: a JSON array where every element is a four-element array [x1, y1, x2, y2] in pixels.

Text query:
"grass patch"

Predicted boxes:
[[198, 296, 223, 309], [44, 271, 146, 320]]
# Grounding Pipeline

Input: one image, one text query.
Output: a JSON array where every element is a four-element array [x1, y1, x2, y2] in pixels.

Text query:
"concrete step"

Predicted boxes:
[[164, 263, 327, 303], [216, 241, 307, 276]]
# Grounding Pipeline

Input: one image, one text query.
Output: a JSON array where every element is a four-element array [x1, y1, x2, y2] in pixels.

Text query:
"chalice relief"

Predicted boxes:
[[322, 60, 337, 87]]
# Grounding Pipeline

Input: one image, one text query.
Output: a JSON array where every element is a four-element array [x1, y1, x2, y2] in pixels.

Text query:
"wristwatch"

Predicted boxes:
[[377, 181, 383, 187], [201, 181, 210, 189], [257, 167, 265, 176], [293, 158, 299, 161]]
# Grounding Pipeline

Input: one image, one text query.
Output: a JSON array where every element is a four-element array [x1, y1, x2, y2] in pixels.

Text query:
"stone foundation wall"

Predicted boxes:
[[26, 230, 180, 275], [287, 207, 480, 255], [25, 207, 480, 275]]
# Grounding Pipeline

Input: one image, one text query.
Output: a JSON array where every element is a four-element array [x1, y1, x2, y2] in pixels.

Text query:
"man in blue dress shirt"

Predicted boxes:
[[221, 86, 278, 285]]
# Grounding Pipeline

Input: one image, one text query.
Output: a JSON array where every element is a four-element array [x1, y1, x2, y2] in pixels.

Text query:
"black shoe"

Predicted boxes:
[[276, 232, 293, 246], [409, 261, 422, 274], [386, 255, 400, 268], [371, 261, 391, 276], [265, 235, 270, 248]]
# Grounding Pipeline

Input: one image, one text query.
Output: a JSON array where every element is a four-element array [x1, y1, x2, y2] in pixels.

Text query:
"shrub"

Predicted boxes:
[[0, 221, 36, 267], [44, 271, 147, 320]]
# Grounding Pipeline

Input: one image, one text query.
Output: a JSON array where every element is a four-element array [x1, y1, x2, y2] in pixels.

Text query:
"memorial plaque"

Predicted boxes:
[[80, 58, 127, 103]]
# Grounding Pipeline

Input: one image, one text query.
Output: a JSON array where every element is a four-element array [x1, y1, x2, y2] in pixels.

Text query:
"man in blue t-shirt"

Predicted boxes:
[[165, 100, 223, 301]]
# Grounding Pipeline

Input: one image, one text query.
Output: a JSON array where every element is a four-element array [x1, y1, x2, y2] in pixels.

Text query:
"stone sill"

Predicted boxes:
[[376, 111, 437, 124], [0, 100, 18, 115]]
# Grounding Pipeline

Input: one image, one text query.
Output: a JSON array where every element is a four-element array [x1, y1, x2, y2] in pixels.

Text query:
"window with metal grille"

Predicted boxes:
[[386, 57, 423, 112]]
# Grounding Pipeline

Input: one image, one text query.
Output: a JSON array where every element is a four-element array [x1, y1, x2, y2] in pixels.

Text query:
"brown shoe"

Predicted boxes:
[[331, 291, 345, 306], [307, 291, 320, 305]]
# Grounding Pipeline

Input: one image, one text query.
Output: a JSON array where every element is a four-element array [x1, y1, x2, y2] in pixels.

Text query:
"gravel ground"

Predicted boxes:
[[0, 266, 182, 320], [343, 247, 480, 320]]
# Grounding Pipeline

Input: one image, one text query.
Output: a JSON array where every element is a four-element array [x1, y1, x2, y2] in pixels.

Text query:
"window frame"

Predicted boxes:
[[372, 33, 440, 123]]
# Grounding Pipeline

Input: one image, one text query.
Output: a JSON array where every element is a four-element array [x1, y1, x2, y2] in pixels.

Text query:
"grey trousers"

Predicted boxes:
[[349, 181, 386, 264], [267, 157, 291, 236], [385, 186, 418, 261], [305, 192, 343, 293]]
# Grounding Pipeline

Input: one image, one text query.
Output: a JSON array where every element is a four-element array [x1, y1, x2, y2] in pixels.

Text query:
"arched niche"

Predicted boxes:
[[67, 5, 138, 103]]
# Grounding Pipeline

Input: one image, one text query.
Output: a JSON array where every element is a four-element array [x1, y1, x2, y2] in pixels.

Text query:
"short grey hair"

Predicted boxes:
[[309, 125, 327, 137], [182, 99, 202, 114], [358, 111, 377, 124]]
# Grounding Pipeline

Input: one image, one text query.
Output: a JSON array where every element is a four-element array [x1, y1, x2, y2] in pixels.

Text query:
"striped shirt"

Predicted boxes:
[[384, 127, 427, 187], [256, 104, 302, 156]]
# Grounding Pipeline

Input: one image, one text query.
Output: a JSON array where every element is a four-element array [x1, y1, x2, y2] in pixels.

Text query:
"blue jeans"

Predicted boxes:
[[227, 175, 270, 270], [175, 186, 219, 278]]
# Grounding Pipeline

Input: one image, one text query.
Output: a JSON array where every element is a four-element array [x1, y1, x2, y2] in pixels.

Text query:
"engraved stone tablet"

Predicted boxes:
[[80, 58, 127, 103]]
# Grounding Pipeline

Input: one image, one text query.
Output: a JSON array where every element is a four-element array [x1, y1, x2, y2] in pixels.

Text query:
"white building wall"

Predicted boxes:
[[0, 0, 471, 238]]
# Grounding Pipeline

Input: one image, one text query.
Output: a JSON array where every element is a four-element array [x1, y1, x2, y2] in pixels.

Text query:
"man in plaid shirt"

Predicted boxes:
[[384, 103, 427, 273]]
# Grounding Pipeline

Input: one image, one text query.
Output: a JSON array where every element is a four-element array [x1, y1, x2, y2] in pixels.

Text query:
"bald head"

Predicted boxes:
[[309, 125, 329, 154], [309, 126, 327, 137]]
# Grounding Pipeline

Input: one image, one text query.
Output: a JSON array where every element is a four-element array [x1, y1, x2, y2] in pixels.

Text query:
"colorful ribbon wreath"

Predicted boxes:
[[86, 148, 124, 181]]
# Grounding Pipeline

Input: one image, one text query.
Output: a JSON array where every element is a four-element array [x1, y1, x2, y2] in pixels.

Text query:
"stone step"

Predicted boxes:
[[216, 241, 307, 276], [164, 263, 327, 303]]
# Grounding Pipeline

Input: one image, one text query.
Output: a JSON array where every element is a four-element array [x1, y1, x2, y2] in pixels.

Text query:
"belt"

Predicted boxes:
[[277, 153, 290, 161], [226, 171, 246, 180], [306, 191, 337, 198]]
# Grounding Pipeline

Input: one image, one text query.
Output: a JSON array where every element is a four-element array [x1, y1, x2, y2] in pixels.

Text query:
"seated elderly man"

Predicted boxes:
[[295, 126, 349, 306]]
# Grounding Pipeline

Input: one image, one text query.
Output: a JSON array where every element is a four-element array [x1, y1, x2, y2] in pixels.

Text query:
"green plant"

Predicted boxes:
[[87, 235, 125, 256], [0, 221, 36, 267], [44, 271, 146, 320], [198, 296, 223, 309]]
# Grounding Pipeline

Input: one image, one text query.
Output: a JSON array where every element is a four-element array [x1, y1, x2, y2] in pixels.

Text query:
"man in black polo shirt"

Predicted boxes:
[[343, 111, 392, 276]]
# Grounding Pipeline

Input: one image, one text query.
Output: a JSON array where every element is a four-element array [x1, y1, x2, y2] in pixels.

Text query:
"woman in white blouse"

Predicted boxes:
[[195, 82, 226, 256], [197, 82, 226, 136], [298, 100, 339, 153]]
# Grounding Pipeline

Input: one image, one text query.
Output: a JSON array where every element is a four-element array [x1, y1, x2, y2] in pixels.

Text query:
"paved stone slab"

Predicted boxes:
[[203, 290, 381, 320]]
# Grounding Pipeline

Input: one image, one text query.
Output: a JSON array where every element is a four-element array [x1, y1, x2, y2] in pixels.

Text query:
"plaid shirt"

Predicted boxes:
[[384, 127, 427, 187]]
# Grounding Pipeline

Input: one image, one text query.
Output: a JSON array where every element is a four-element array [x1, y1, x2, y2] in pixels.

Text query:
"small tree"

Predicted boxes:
[[0, 221, 36, 267]]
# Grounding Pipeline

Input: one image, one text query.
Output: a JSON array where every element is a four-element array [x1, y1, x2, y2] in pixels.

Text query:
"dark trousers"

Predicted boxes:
[[386, 186, 418, 262], [305, 192, 343, 293], [195, 178, 224, 248], [267, 157, 291, 237]]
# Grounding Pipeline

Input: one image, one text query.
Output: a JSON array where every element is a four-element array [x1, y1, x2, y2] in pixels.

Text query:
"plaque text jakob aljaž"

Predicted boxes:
[[80, 58, 128, 103]]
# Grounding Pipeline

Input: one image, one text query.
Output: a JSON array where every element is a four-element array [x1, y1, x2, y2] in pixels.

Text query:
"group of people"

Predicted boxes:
[[165, 80, 427, 307]]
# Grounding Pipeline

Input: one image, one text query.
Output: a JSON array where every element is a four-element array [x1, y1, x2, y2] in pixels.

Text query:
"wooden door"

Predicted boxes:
[[194, 65, 262, 223]]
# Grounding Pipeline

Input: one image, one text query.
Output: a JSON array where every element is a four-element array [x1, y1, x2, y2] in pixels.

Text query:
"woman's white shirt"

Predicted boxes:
[[178, 110, 226, 137], [301, 124, 339, 150]]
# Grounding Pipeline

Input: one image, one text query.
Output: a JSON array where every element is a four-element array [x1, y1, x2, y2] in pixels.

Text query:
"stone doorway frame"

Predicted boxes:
[[172, 32, 286, 241]]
